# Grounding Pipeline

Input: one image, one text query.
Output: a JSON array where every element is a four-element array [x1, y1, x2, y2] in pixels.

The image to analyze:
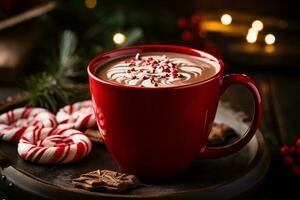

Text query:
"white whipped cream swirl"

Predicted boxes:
[[103, 52, 214, 87]]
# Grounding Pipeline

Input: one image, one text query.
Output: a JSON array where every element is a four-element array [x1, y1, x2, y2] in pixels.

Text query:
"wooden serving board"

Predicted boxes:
[[0, 103, 270, 200]]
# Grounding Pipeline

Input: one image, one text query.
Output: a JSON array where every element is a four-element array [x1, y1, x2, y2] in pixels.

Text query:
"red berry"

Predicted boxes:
[[296, 138, 300, 146], [291, 165, 300, 176], [280, 146, 291, 155], [295, 147, 300, 156], [290, 146, 296, 154], [176, 17, 189, 29], [182, 31, 193, 41], [283, 155, 294, 166]]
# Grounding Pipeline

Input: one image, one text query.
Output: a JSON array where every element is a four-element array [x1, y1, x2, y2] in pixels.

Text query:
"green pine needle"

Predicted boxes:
[[24, 73, 70, 112]]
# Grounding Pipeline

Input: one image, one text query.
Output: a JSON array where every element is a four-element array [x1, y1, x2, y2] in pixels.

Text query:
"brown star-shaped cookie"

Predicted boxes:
[[72, 169, 141, 193]]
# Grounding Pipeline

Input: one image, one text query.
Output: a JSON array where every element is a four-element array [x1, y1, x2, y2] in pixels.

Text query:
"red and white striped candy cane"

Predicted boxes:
[[18, 127, 92, 164], [56, 100, 96, 130], [0, 107, 57, 142]]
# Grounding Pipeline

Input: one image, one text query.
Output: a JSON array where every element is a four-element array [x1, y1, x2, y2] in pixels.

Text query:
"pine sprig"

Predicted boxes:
[[22, 30, 84, 112], [24, 73, 70, 112]]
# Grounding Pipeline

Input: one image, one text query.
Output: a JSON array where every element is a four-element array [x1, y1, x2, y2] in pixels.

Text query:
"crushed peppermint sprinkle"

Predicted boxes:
[[124, 53, 185, 87], [102, 52, 212, 88]]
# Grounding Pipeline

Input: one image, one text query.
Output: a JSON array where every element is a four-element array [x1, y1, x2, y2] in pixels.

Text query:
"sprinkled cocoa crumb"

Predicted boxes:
[[178, 74, 185, 78]]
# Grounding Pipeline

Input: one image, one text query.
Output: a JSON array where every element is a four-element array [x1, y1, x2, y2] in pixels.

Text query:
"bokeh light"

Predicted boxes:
[[265, 34, 276, 45], [85, 0, 97, 9], [113, 33, 126, 45], [221, 14, 232, 25], [248, 27, 258, 34], [246, 31, 258, 43], [252, 20, 264, 31]]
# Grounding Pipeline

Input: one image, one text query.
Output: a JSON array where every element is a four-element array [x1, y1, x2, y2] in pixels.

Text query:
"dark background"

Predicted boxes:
[[1, 0, 300, 199]]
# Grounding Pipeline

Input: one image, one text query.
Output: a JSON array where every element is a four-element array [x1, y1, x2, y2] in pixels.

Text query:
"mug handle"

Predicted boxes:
[[199, 74, 262, 158]]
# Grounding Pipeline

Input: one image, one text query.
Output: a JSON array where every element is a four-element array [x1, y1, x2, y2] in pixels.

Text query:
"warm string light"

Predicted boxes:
[[248, 27, 258, 34], [246, 20, 264, 43], [85, 0, 97, 9], [220, 14, 232, 25], [113, 33, 126, 45], [265, 34, 276, 45], [246, 32, 257, 43], [246, 28, 258, 43], [252, 20, 264, 31]]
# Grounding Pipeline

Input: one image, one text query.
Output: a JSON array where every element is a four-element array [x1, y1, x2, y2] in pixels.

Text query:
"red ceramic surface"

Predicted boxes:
[[87, 45, 262, 179]]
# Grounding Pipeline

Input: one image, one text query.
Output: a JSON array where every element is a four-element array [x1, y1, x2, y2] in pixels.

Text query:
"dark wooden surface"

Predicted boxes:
[[1, 71, 300, 199]]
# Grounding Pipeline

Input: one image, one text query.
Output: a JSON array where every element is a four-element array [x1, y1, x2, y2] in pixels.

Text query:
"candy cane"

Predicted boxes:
[[56, 100, 96, 130], [0, 107, 57, 142], [18, 127, 92, 164]]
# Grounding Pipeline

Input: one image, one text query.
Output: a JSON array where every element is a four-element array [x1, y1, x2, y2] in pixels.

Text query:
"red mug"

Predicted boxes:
[[88, 45, 262, 179]]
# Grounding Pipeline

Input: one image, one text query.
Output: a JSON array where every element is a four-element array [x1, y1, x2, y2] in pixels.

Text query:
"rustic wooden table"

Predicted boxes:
[[0, 71, 299, 199]]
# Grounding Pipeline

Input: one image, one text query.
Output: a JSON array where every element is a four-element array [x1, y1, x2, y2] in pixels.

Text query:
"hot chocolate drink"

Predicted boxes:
[[88, 45, 262, 178], [96, 52, 219, 87]]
